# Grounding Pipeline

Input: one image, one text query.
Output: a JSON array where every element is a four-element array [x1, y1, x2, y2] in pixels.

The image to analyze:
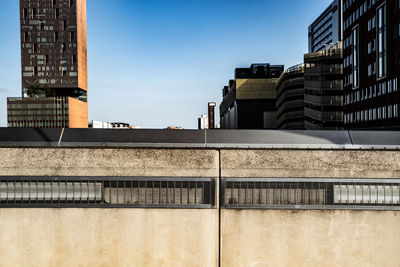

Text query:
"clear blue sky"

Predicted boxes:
[[0, 0, 332, 129]]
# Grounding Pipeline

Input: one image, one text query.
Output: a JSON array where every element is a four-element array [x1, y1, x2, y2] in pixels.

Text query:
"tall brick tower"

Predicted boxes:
[[8, 0, 88, 128]]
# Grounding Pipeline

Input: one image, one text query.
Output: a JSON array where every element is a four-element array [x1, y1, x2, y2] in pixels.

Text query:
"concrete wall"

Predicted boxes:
[[221, 210, 400, 267], [221, 149, 400, 178], [220, 149, 400, 267], [0, 148, 219, 177], [0, 209, 218, 267], [0, 147, 400, 266], [0, 148, 219, 267]]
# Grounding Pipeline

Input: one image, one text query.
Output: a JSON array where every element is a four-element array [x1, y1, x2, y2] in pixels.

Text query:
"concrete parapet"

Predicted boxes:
[[0, 148, 219, 177], [221, 149, 400, 178], [221, 209, 400, 267], [0, 209, 218, 267]]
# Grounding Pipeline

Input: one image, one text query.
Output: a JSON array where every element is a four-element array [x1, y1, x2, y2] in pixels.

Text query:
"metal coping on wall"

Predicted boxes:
[[0, 177, 216, 209], [221, 178, 400, 211], [1, 129, 400, 150]]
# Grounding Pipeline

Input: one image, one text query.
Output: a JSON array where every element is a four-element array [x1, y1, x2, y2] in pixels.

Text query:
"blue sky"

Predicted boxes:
[[0, 0, 332, 128]]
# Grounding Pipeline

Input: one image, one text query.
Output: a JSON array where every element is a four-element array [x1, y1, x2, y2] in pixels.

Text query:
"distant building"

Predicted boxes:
[[89, 121, 135, 129], [198, 114, 208, 130], [343, 0, 400, 129], [304, 42, 344, 130], [308, 0, 343, 53], [220, 64, 284, 129], [8, 96, 87, 128], [8, 0, 88, 128], [89, 120, 113, 128], [208, 102, 216, 129], [111, 122, 130, 129], [275, 64, 305, 129]]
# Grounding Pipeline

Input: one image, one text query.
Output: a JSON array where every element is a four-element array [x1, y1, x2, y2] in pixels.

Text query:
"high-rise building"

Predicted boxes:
[[308, 0, 343, 53], [220, 64, 284, 129], [275, 64, 305, 129], [343, 0, 400, 129], [304, 42, 344, 130], [8, 0, 88, 128]]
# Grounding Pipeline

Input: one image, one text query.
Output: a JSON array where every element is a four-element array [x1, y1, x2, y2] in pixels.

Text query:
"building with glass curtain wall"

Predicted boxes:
[[343, 0, 400, 129], [8, 0, 88, 128], [308, 0, 343, 53]]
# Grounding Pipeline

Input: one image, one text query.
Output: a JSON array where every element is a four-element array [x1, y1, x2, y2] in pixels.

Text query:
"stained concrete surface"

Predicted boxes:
[[0, 148, 219, 177], [0, 209, 218, 267], [221, 209, 400, 267], [221, 149, 400, 178]]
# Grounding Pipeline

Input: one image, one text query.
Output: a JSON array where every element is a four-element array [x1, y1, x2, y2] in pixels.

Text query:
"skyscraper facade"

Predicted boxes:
[[8, 0, 88, 128], [308, 0, 343, 53], [304, 42, 344, 130], [343, 0, 400, 129]]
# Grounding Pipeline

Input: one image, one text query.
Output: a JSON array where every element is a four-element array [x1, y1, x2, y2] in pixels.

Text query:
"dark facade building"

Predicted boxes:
[[309, 0, 343, 53], [275, 64, 305, 129], [8, 0, 88, 128], [304, 42, 344, 130], [343, 0, 400, 129], [220, 64, 284, 129]]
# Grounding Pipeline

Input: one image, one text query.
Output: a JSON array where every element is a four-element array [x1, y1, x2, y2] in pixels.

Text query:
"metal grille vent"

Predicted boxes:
[[222, 178, 400, 210], [0, 177, 216, 208]]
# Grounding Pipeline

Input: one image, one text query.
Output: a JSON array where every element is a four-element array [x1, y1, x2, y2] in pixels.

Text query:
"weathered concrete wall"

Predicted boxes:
[[221, 149, 400, 178], [1, 147, 400, 266], [0, 209, 218, 267], [0, 148, 219, 177], [221, 210, 400, 267]]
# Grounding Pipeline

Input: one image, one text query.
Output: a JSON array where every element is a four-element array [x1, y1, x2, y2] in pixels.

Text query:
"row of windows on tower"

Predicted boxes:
[[30, 43, 76, 60], [22, 0, 75, 19], [32, 65, 73, 77], [52, 0, 74, 8], [23, 31, 74, 43], [29, 53, 76, 65]]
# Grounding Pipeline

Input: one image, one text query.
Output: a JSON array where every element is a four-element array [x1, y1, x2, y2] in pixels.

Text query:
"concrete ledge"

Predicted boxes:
[[221, 149, 400, 178], [0, 148, 219, 177]]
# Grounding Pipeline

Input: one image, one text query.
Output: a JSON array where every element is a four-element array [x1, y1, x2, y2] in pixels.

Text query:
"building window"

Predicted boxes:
[[352, 26, 359, 88], [62, 66, 67, 76], [33, 43, 37, 54], [71, 55, 76, 65], [54, 32, 58, 42], [69, 0, 74, 7], [377, 4, 386, 79], [31, 8, 36, 19], [54, 8, 59, 19], [70, 32, 75, 42], [62, 20, 66, 30], [22, 8, 27, 19]]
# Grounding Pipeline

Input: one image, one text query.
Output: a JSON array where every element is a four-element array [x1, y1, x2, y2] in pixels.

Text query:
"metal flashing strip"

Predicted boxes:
[[224, 178, 400, 183], [223, 205, 400, 211], [0, 128, 399, 150]]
